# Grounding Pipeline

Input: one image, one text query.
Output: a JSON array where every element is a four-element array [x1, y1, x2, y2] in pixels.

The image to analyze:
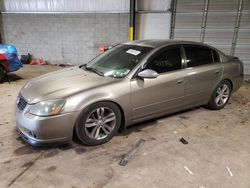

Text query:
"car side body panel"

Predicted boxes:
[[221, 58, 244, 92], [183, 63, 222, 106], [64, 78, 131, 125], [130, 69, 186, 121]]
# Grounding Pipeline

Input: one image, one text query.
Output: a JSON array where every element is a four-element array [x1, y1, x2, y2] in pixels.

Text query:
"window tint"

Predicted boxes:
[[145, 48, 182, 73], [184, 46, 213, 67]]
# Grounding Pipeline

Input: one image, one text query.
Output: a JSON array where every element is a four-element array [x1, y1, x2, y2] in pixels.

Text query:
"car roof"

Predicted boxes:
[[124, 39, 211, 49]]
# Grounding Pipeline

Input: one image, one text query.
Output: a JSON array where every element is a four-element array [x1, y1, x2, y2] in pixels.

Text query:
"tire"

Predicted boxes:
[[206, 80, 232, 110], [0, 66, 5, 83], [75, 102, 121, 146]]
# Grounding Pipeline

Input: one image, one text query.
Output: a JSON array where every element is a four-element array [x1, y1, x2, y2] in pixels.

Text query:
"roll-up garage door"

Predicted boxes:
[[172, 0, 250, 74], [135, 0, 172, 40]]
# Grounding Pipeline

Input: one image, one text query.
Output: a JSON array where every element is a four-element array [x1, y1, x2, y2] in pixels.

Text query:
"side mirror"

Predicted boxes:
[[137, 69, 159, 79]]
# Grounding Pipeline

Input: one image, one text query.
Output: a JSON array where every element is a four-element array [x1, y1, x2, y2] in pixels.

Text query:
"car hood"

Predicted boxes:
[[21, 66, 120, 104]]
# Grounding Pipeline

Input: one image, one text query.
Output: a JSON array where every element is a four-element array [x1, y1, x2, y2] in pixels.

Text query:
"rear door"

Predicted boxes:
[[130, 45, 186, 121], [183, 44, 222, 105]]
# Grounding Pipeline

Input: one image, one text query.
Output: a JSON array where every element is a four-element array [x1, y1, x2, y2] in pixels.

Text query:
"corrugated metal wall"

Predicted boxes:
[[135, 13, 171, 39], [135, 0, 172, 40], [137, 0, 171, 11], [1, 0, 172, 13], [173, 0, 250, 74], [235, 1, 250, 74], [1, 0, 130, 13]]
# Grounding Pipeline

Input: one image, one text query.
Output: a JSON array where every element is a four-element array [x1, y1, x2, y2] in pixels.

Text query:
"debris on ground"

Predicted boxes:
[[184, 166, 194, 175], [119, 139, 145, 166], [58, 64, 66, 67], [180, 137, 189, 144], [226, 166, 233, 177], [245, 79, 250, 84], [20, 53, 32, 64], [57, 63, 73, 67], [179, 115, 190, 119]]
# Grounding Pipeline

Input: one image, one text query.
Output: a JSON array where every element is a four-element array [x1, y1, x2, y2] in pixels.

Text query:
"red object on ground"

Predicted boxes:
[[0, 61, 9, 71], [0, 53, 6, 60], [38, 58, 49, 65], [0, 53, 9, 71], [37, 58, 43, 65], [30, 59, 36, 65]]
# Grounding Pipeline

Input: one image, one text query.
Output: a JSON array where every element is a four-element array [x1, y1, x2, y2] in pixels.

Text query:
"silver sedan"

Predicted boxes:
[[16, 40, 243, 146]]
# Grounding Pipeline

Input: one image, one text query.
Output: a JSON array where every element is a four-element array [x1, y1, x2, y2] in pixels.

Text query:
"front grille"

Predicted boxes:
[[17, 96, 28, 111]]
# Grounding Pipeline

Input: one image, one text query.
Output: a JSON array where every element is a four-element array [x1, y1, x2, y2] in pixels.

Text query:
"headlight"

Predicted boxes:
[[29, 99, 66, 116]]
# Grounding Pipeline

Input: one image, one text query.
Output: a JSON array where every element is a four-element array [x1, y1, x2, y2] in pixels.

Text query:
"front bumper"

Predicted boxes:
[[16, 105, 79, 146]]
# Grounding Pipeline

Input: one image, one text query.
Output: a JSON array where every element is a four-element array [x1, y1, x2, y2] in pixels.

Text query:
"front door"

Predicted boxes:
[[130, 46, 186, 121]]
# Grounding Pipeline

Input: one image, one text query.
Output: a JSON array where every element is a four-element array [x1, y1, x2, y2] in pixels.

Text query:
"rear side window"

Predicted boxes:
[[184, 45, 214, 67], [146, 47, 182, 73], [212, 50, 220, 62]]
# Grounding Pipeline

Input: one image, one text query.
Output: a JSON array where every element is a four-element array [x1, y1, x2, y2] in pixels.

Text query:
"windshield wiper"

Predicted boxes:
[[83, 66, 104, 77]]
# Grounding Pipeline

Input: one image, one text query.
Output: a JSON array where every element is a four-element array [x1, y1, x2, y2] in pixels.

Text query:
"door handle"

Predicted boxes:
[[176, 79, 184, 85]]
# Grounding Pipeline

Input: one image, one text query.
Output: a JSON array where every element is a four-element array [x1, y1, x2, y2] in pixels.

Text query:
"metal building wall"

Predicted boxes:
[[235, 1, 250, 74], [1, 0, 130, 13], [135, 0, 172, 39], [137, 0, 171, 11], [172, 0, 250, 74], [1, 13, 129, 65], [0, 0, 173, 65], [0, 0, 130, 65]]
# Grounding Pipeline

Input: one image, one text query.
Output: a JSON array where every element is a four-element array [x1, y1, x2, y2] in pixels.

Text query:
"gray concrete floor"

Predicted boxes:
[[0, 65, 250, 188]]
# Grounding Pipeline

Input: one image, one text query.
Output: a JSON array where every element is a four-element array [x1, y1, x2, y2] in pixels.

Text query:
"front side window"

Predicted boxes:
[[145, 47, 182, 74], [184, 45, 214, 67], [85, 44, 152, 78]]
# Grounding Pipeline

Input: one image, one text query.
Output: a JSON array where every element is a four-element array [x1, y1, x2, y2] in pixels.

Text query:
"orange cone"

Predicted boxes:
[[37, 58, 43, 65], [30, 59, 36, 65]]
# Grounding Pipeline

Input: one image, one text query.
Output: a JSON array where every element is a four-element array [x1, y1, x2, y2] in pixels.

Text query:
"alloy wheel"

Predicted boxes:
[[215, 84, 230, 106], [85, 107, 116, 140]]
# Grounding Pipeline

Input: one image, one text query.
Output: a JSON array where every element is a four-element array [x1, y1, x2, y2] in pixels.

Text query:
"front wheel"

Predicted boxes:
[[206, 80, 232, 110], [75, 102, 121, 146]]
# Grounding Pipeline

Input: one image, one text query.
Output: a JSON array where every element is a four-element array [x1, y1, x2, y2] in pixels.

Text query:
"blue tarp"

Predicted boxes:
[[0, 44, 22, 72]]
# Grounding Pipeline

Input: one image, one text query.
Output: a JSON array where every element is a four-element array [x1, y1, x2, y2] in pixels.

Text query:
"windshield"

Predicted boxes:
[[84, 44, 152, 78]]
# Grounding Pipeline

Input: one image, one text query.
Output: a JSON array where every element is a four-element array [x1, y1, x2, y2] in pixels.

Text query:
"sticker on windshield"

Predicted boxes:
[[126, 49, 141, 56]]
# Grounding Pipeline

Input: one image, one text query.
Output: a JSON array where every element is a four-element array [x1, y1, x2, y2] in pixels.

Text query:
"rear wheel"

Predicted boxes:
[[75, 102, 121, 146], [0, 66, 5, 83], [206, 80, 232, 110]]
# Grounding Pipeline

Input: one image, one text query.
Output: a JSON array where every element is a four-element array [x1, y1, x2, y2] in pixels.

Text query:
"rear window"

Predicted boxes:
[[184, 45, 215, 67]]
